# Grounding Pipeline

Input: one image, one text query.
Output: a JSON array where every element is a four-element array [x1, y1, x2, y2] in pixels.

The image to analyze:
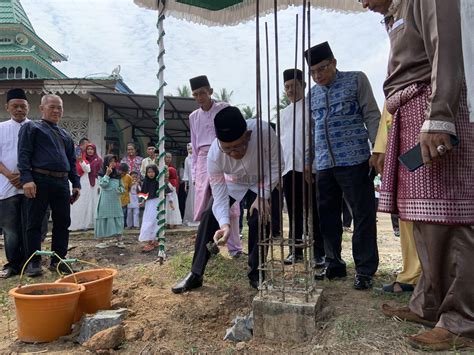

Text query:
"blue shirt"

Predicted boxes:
[[18, 119, 80, 188], [308, 70, 380, 171]]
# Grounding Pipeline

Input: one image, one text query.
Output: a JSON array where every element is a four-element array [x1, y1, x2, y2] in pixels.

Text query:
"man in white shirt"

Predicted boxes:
[[279, 69, 325, 267], [172, 106, 282, 293], [0, 89, 30, 278]]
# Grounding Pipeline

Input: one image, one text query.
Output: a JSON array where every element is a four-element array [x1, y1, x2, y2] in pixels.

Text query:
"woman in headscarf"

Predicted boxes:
[[70, 143, 102, 231]]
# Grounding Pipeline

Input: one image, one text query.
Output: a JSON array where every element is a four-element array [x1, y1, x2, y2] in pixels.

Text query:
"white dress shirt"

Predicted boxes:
[[207, 119, 283, 227], [0, 118, 29, 200], [278, 99, 312, 175]]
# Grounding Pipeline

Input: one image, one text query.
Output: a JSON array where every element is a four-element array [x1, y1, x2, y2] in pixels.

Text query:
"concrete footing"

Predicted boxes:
[[252, 289, 323, 342]]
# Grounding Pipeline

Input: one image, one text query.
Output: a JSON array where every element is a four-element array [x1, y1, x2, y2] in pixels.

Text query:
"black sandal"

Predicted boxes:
[[381, 281, 414, 293]]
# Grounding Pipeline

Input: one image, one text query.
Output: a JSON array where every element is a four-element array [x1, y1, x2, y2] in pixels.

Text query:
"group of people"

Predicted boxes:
[[171, 0, 473, 350], [1, 0, 473, 350]]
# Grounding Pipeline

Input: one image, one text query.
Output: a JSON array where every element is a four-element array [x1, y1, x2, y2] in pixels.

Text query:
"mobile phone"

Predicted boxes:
[[70, 190, 79, 204], [74, 146, 81, 157], [398, 136, 460, 172]]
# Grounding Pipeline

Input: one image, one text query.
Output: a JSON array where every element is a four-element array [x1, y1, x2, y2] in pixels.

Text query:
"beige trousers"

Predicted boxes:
[[395, 220, 421, 285]]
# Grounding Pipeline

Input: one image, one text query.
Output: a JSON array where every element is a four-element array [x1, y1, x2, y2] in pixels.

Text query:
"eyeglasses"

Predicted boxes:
[[218, 140, 248, 154], [310, 62, 332, 75]]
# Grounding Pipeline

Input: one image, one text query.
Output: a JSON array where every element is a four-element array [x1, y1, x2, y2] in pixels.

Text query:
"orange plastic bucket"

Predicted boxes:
[[56, 268, 117, 322], [9, 282, 85, 343]]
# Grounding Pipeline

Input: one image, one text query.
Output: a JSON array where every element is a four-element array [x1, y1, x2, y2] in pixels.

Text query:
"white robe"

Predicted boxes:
[[70, 161, 99, 231]]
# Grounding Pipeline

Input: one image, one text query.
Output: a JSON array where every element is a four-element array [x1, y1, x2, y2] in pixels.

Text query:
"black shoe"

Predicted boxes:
[[25, 261, 43, 277], [313, 256, 326, 268], [49, 263, 77, 275], [283, 253, 303, 265], [0, 267, 18, 279], [171, 272, 203, 294], [354, 275, 373, 290], [249, 279, 259, 289], [314, 266, 347, 281]]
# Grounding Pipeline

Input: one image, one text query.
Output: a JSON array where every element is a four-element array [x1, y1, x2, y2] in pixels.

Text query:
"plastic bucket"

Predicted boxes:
[[56, 268, 117, 322], [9, 282, 85, 343]]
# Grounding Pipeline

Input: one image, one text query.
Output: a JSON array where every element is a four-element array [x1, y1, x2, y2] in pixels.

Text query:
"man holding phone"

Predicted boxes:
[[18, 94, 80, 276], [361, 0, 474, 350]]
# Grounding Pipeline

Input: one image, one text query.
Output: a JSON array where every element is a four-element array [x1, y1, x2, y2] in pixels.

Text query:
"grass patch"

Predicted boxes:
[[334, 315, 364, 341], [168, 251, 248, 289]]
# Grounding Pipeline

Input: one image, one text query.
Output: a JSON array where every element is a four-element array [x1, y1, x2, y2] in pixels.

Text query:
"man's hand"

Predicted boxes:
[[8, 172, 22, 189], [213, 224, 231, 245], [71, 187, 81, 203], [304, 165, 314, 184], [420, 132, 453, 166], [249, 197, 271, 224], [369, 153, 385, 175], [23, 182, 37, 198]]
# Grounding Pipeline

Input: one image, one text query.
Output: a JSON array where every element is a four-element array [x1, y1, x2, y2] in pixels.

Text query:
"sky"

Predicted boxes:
[[22, 0, 390, 114]]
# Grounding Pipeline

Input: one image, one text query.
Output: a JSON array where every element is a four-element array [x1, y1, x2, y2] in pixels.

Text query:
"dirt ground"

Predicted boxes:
[[0, 214, 434, 353]]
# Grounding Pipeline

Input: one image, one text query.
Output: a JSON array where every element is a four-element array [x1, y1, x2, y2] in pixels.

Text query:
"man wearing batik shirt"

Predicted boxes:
[[188, 75, 242, 258], [362, 0, 474, 350], [305, 41, 380, 290]]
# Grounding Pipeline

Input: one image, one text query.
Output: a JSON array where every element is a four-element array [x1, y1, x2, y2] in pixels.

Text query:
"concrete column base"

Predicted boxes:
[[252, 289, 324, 342]]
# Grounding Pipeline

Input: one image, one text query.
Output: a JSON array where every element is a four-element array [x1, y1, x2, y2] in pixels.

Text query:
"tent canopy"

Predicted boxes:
[[134, 0, 364, 26]]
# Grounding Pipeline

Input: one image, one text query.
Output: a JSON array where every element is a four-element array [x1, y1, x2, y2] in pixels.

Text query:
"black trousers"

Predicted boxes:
[[342, 197, 352, 228], [317, 161, 378, 277], [0, 194, 28, 272], [25, 172, 71, 265], [282, 171, 325, 258], [191, 190, 264, 282], [270, 187, 282, 237]]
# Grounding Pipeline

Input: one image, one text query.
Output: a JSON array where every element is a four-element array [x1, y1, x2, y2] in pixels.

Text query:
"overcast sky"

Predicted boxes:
[[22, 0, 389, 113]]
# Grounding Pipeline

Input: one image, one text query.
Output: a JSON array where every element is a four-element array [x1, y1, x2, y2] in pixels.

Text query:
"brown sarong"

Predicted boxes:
[[379, 84, 474, 225]]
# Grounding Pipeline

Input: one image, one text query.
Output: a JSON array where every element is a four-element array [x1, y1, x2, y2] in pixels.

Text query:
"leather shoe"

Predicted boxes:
[[381, 304, 436, 327], [315, 266, 347, 280], [25, 261, 43, 277], [353, 274, 373, 290], [283, 253, 303, 265], [249, 279, 259, 289], [171, 272, 203, 294], [407, 327, 474, 351], [313, 256, 326, 268]]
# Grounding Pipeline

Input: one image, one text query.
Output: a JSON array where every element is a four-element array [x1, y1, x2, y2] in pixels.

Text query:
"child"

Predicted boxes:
[[127, 171, 141, 229], [95, 155, 125, 248], [119, 163, 132, 228], [138, 165, 160, 252], [165, 173, 182, 229]]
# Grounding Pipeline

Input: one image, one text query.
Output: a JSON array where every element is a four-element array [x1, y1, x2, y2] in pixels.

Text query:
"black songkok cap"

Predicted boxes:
[[214, 106, 247, 143], [304, 41, 334, 66], [189, 75, 210, 91], [283, 69, 303, 83], [6, 88, 27, 103]]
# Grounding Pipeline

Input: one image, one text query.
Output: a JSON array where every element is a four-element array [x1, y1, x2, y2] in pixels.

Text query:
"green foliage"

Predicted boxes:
[[240, 105, 255, 119], [176, 85, 192, 97], [214, 88, 234, 103]]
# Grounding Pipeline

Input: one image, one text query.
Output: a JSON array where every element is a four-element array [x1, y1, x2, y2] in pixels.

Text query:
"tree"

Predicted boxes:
[[214, 88, 234, 103], [275, 92, 291, 110], [176, 85, 191, 97], [240, 105, 255, 119]]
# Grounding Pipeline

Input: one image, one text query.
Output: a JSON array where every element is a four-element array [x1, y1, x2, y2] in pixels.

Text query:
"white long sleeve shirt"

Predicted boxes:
[[278, 99, 312, 175], [0, 118, 29, 200], [207, 119, 283, 227]]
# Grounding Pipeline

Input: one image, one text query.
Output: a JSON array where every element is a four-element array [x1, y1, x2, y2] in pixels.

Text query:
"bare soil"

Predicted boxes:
[[0, 214, 432, 353]]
